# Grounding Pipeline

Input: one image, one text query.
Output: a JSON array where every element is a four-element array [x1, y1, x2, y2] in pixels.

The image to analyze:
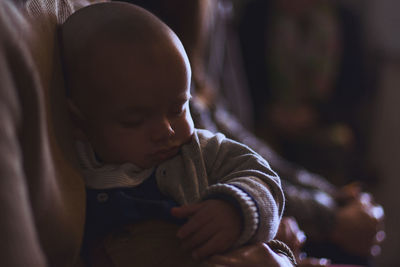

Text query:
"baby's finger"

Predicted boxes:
[[171, 203, 202, 219], [193, 232, 227, 259], [181, 221, 216, 250], [177, 211, 210, 239]]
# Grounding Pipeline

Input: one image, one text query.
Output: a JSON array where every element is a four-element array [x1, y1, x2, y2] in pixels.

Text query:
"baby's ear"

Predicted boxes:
[[67, 98, 88, 141]]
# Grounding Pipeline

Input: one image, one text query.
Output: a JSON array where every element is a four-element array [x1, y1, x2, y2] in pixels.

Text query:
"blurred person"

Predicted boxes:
[[238, 0, 384, 264], [239, 0, 377, 188]]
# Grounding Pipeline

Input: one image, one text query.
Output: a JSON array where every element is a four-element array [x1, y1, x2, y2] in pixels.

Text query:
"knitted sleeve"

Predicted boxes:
[[197, 129, 285, 246]]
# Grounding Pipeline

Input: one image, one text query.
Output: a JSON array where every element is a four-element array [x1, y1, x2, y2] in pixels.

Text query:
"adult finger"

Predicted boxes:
[[208, 254, 240, 266]]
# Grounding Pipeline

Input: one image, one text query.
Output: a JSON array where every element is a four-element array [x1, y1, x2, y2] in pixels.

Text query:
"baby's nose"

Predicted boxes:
[[150, 117, 175, 142]]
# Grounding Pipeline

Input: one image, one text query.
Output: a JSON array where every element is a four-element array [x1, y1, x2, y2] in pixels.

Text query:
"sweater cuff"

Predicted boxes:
[[202, 183, 259, 247]]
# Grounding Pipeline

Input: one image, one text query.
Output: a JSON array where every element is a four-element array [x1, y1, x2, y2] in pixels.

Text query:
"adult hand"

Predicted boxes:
[[276, 217, 330, 267], [208, 242, 295, 267], [171, 199, 242, 259], [330, 192, 385, 257], [335, 182, 362, 204], [275, 216, 306, 259]]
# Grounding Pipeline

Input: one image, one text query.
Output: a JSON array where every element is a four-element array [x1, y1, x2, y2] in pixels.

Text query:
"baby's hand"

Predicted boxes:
[[171, 199, 242, 260]]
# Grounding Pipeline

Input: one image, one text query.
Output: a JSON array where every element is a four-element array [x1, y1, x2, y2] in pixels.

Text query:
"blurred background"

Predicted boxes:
[[233, 0, 400, 265], [235, 0, 400, 266], [364, 0, 400, 265]]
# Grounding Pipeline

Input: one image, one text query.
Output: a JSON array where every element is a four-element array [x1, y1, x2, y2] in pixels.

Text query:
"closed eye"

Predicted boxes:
[[119, 118, 145, 128]]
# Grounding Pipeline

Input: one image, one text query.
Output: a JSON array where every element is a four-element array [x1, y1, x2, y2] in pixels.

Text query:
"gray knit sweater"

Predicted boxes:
[[77, 129, 285, 247]]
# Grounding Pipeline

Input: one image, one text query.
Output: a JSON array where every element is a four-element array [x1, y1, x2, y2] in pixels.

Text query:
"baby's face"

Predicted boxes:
[[79, 40, 194, 169]]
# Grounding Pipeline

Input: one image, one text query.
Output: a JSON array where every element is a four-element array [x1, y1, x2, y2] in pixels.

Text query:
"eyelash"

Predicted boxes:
[[120, 119, 144, 128]]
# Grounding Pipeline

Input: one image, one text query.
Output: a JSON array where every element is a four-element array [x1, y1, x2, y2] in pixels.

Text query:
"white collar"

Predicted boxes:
[[75, 141, 155, 189]]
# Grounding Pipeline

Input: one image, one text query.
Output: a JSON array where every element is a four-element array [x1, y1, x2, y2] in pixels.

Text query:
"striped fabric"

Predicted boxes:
[[76, 141, 155, 189]]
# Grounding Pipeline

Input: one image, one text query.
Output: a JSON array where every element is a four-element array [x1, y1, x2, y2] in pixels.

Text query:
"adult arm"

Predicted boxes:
[[0, 2, 47, 266]]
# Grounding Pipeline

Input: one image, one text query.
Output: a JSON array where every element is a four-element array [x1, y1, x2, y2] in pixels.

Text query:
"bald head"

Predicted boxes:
[[61, 1, 172, 57], [60, 1, 191, 114]]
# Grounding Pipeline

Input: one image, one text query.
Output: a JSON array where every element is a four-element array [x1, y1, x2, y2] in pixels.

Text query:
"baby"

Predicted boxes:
[[61, 2, 284, 265]]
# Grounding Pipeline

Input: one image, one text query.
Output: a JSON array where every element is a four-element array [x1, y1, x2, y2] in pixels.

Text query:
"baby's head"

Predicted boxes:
[[61, 2, 194, 169]]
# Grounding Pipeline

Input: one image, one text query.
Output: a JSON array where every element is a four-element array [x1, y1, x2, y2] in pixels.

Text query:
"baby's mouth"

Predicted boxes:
[[152, 146, 180, 161]]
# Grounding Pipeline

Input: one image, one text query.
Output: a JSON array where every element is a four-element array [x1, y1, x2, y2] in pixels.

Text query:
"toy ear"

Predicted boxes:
[[67, 98, 89, 141]]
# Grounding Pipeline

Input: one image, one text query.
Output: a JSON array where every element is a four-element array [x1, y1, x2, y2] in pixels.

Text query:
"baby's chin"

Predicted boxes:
[[144, 146, 181, 168]]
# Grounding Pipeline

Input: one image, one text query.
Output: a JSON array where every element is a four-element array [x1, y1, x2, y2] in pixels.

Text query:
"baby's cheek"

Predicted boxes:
[[180, 119, 194, 142], [184, 110, 195, 135], [106, 132, 147, 163]]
